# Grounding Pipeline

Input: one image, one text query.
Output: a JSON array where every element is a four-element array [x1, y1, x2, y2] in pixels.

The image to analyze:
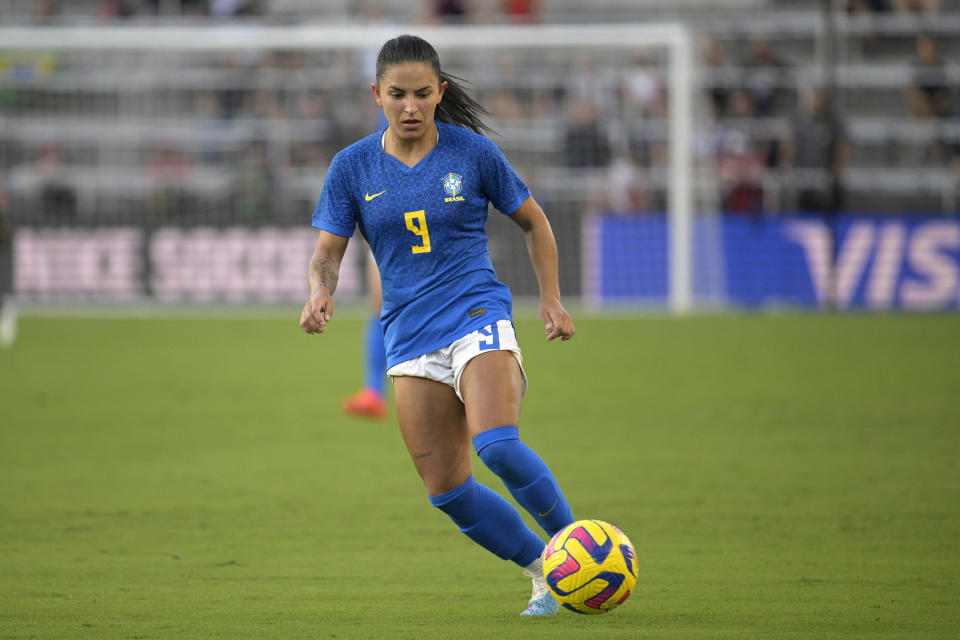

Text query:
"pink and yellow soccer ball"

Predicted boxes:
[[543, 519, 638, 614]]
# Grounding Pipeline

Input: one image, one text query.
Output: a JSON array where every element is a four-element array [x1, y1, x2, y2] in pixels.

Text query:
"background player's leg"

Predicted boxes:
[[460, 351, 574, 538], [394, 375, 543, 567], [362, 263, 387, 396], [0, 233, 15, 350], [363, 318, 386, 395], [342, 251, 387, 418]]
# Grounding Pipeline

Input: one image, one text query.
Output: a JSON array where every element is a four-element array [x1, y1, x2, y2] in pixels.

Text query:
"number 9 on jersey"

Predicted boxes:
[[404, 210, 431, 254]]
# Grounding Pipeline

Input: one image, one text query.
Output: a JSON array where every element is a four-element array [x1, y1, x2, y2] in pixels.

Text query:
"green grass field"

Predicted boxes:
[[1, 311, 958, 639]]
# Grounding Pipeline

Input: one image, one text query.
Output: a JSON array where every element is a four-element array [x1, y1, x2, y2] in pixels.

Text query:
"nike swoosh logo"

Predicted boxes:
[[365, 190, 387, 201], [538, 500, 559, 518]]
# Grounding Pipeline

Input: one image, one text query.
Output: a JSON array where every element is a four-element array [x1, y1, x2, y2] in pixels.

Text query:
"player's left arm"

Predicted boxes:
[[508, 196, 575, 341]]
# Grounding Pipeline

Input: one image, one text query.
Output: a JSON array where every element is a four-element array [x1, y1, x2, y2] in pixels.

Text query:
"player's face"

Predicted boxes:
[[373, 62, 447, 143]]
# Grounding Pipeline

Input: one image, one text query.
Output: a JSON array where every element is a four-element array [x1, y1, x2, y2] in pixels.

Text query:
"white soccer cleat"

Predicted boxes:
[[521, 591, 560, 616], [520, 556, 559, 616]]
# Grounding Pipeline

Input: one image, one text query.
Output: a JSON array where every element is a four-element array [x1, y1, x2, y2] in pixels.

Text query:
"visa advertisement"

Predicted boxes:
[[583, 215, 960, 310]]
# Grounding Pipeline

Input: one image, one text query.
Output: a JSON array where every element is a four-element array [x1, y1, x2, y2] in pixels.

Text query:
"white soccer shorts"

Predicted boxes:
[[387, 318, 527, 402]]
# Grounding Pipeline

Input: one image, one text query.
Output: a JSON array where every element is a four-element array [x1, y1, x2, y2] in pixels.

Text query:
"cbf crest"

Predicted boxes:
[[443, 173, 465, 202]]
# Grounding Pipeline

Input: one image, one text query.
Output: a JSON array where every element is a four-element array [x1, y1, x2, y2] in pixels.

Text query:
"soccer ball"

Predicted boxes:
[[542, 519, 638, 614]]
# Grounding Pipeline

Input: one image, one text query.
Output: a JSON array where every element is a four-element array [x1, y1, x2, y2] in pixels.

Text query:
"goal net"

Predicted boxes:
[[0, 24, 701, 311]]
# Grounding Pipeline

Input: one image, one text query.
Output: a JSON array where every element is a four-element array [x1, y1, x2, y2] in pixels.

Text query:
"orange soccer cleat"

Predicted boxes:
[[340, 388, 388, 420]]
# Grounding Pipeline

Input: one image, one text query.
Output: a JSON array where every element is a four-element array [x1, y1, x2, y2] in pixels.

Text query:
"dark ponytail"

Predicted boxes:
[[375, 34, 493, 136]]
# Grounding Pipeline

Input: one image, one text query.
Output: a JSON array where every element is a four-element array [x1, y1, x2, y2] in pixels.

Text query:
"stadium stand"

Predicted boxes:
[[1, 0, 956, 223]]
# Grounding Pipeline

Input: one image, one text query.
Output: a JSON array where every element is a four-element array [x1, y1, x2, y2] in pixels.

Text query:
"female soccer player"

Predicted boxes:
[[300, 34, 575, 615]]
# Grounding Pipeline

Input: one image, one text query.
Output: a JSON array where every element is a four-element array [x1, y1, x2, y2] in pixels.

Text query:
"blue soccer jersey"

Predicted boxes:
[[312, 122, 531, 368]]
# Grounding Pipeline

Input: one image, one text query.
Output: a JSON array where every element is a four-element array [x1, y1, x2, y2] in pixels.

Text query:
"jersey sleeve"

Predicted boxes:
[[311, 153, 357, 237], [478, 137, 531, 216]]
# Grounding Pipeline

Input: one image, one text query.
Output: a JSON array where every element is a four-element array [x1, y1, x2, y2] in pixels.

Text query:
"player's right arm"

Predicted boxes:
[[300, 231, 349, 335]]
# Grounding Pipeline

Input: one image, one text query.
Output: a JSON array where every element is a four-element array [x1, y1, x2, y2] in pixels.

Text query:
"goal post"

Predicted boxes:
[[0, 23, 696, 312]]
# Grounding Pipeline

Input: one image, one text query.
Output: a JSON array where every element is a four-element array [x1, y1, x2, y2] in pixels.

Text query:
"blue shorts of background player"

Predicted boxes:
[[300, 35, 576, 616]]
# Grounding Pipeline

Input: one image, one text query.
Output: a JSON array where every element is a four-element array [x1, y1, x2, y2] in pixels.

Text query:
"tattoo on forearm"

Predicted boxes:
[[309, 256, 339, 296], [413, 451, 433, 459]]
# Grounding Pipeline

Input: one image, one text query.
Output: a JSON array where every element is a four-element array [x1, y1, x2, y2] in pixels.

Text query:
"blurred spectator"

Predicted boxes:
[[37, 145, 77, 224], [952, 99, 960, 170], [740, 38, 790, 118], [230, 143, 274, 222], [528, 86, 561, 119], [33, 0, 60, 24], [846, 0, 892, 14], [216, 52, 262, 119], [142, 0, 209, 15], [566, 59, 618, 117], [716, 92, 766, 217], [906, 36, 954, 165], [714, 90, 762, 160], [905, 35, 953, 165], [292, 90, 337, 167], [845, 0, 893, 52], [148, 147, 194, 221], [487, 89, 525, 120], [182, 0, 210, 15], [720, 139, 765, 217], [563, 99, 611, 168], [502, 0, 541, 23], [196, 91, 227, 164], [211, 0, 265, 16], [907, 36, 953, 120], [702, 36, 730, 119], [605, 150, 648, 214], [622, 54, 665, 120], [97, 0, 135, 18], [786, 88, 848, 215], [892, 0, 940, 13], [429, 0, 471, 23]]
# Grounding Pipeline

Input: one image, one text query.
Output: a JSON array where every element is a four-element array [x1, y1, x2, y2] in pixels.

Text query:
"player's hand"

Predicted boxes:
[[300, 290, 335, 335], [539, 298, 575, 341]]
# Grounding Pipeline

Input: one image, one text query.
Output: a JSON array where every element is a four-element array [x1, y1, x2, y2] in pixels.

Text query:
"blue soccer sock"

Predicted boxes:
[[363, 314, 387, 395], [429, 476, 545, 568], [473, 426, 575, 538]]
